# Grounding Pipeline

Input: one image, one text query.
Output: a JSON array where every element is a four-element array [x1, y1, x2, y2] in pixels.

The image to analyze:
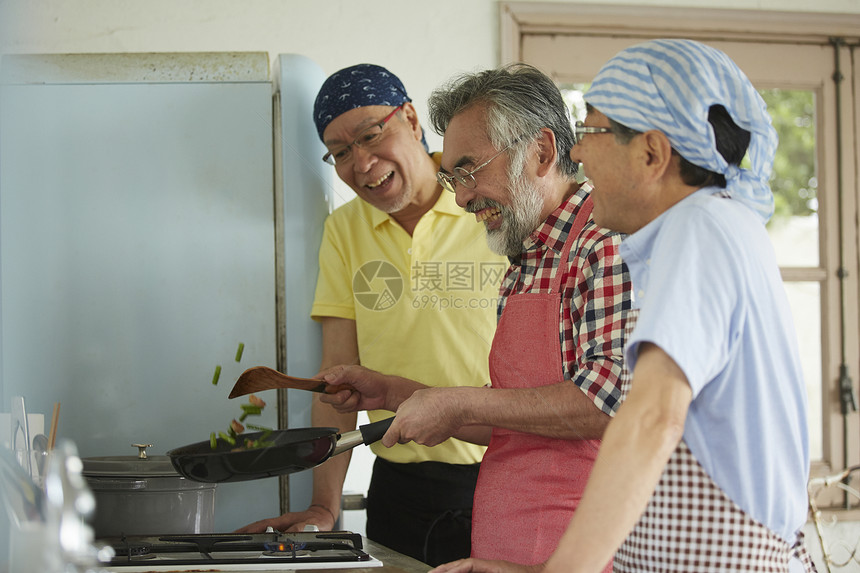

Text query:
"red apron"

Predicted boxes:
[[471, 197, 610, 570]]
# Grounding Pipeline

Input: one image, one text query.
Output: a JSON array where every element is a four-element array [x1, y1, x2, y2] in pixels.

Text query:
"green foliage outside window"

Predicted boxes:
[[759, 89, 818, 225]]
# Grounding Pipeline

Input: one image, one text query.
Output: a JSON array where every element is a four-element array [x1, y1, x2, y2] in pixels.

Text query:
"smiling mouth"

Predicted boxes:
[[475, 207, 502, 224], [366, 172, 393, 189]]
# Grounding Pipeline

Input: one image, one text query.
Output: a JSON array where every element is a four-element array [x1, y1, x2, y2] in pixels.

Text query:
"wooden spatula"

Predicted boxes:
[[228, 366, 349, 399]]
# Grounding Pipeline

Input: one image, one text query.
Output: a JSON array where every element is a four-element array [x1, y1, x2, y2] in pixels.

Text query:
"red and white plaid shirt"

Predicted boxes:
[[497, 182, 635, 415]]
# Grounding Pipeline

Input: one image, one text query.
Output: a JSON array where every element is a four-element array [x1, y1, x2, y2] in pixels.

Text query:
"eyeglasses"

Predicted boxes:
[[436, 140, 522, 194], [322, 103, 405, 165], [573, 121, 613, 145]]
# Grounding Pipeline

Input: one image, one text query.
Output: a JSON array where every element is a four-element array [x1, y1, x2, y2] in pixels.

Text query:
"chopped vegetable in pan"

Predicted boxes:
[[209, 346, 272, 450], [210, 394, 274, 451]]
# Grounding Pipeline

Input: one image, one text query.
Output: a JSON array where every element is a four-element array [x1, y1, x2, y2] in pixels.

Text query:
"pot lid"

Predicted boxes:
[[82, 444, 179, 477], [82, 455, 179, 477]]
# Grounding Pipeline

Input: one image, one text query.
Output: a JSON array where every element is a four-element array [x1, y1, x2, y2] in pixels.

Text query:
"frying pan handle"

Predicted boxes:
[[358, 417, 394, 445], [331, 417, 395, 457]]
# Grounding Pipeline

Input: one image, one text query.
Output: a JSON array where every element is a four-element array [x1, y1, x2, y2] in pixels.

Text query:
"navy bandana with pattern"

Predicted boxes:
[[313, 63, 427, 150]]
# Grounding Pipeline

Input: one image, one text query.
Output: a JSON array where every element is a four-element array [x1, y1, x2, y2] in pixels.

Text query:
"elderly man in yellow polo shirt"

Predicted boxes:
[[237, 64, 506, 566]]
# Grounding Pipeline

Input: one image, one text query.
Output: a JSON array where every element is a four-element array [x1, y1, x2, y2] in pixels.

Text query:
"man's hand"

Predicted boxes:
[[318, 365, 427, 414], [317, 365, 392, 412], [233, 505, 336, 534], [383, 387, 473, 448], [431, 558, 541, 573]]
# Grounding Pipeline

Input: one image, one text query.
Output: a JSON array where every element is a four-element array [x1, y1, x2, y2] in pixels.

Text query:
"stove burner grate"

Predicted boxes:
[[98, 530, 373, 568], [110, 538, 155, 560]]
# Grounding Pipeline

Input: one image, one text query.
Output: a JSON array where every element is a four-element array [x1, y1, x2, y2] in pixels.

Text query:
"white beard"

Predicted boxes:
[[380, 181, 416, 214], [484, 171, 544, 257]]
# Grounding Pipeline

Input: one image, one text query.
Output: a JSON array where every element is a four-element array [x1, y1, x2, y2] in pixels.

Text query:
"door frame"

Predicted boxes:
[[501, 2, 860, 64]]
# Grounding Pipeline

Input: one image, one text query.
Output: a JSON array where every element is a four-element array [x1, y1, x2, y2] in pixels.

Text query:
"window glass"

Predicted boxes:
[[784, 281, 823, 461], [561, 85, 588, 122], [760, 89, 819, 267]]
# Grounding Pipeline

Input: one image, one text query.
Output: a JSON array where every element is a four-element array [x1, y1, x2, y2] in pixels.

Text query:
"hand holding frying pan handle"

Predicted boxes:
[[359, 417, 394, 445], [331, 417, 394, 457]]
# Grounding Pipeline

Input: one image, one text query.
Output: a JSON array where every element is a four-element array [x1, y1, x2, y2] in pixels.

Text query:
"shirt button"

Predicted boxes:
[[407, 248, 412, 254], [646, 258, 651, 266], [637, 289, 645, 299]]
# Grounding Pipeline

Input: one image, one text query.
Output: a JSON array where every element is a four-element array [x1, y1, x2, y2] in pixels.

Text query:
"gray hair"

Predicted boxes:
[[428, 63, 578, 180]]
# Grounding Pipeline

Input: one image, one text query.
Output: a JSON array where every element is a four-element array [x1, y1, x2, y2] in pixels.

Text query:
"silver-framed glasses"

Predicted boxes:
[[437, 140, 521, 194], [573, 120, 613, 145]]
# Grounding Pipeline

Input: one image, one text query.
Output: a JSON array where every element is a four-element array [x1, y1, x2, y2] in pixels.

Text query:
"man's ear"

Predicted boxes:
[[639, 130, 674, 180], [534, 127, 558, 177], [399, 102, 423, 141]]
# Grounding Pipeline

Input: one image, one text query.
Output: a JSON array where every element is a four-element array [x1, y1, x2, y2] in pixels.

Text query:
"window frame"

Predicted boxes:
[[500, 1, 860, 503]]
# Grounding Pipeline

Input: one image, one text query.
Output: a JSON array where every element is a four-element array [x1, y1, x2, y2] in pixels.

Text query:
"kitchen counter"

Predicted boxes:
[[360, 538, 432, 573]]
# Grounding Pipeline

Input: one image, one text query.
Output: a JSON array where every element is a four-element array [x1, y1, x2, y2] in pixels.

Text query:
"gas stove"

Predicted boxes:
[[98, 530, 383, 572]]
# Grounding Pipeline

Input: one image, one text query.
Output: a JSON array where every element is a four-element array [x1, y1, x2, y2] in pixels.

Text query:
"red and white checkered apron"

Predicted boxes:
[[472, 197, 610, 570], [614, 440, 817, 572]]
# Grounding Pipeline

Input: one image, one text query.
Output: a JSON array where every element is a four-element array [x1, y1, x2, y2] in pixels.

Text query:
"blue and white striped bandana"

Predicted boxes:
[[313, 63, 427, 151], [585, 39, 778, 223]]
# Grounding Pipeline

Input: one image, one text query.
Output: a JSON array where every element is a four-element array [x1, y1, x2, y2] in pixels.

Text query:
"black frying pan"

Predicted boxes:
[[167, 418, 393, 483]]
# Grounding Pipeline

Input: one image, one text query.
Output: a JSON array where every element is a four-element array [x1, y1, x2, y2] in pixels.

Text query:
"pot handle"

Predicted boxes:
[[358, 417, 394, 445]]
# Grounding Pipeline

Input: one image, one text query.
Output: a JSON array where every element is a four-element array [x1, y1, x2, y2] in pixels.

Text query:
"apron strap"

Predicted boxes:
[[791, 531, 818, 573], [550, 193, 593, 293]]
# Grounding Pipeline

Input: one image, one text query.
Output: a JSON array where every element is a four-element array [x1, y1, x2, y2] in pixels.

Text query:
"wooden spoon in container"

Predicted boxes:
[[228, 366, 349, 399]]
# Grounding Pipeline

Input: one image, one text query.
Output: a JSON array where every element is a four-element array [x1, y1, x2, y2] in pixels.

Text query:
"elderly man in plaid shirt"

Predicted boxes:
[[321, 64, 634, 569]]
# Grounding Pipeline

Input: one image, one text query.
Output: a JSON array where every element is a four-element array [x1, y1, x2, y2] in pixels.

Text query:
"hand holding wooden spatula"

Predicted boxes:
[[228, 366, 350, 399]]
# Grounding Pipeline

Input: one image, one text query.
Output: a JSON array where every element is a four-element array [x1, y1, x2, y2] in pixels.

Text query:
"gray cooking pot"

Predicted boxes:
[[82, 444, 216, 538]]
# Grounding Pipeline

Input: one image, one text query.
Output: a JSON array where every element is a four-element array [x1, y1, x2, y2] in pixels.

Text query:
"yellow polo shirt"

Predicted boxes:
[[311, 161, 507, 464]]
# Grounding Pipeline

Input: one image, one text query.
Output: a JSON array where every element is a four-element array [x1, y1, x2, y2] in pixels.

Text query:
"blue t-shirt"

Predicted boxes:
[[620, 188, 810, 542]]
